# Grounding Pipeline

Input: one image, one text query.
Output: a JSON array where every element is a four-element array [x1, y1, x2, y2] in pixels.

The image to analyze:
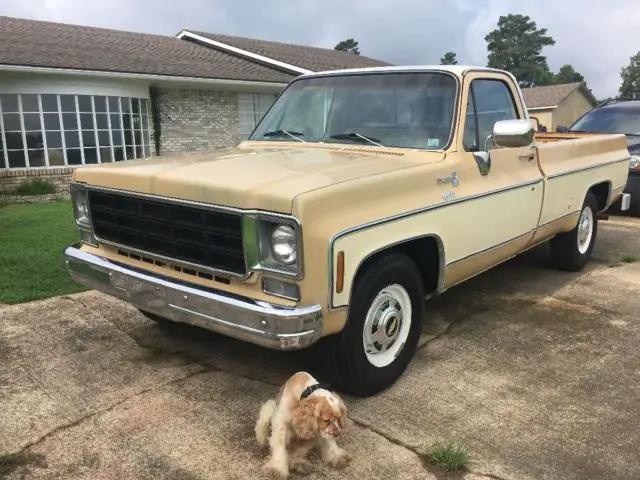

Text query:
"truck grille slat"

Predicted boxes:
[[90, 205, 242, 244], [88, 190, 246, 275]]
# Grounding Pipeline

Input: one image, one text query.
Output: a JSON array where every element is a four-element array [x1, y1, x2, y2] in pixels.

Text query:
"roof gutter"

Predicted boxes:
[[176, 30, 313, 76], [0, 63, 288, 90]]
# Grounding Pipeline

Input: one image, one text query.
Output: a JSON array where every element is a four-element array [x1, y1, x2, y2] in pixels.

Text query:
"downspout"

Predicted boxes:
[[149, 86, 162, 156]]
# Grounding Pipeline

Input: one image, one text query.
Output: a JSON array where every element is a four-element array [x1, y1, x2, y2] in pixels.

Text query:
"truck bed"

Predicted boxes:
[[535, 131, 601, 143], [533, 131, 630, 228]]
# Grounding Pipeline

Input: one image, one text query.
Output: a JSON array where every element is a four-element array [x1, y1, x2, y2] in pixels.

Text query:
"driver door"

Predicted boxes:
[[445, 73, 544, 287]]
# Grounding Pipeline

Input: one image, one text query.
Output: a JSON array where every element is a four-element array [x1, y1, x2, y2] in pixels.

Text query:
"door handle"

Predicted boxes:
[[519, 152, 536, 162]]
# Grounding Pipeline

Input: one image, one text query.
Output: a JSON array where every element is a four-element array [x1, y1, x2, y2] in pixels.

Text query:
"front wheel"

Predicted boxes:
[[549, 191, 599, 272], [319, 253, 425, 397]]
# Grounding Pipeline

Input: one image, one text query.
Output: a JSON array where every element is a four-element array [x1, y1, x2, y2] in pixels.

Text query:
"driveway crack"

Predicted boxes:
[[348, 416, 414, 450], [61, 293, 515, 479], [420, 305, 492, 348], [8, 367, 208, 457], [348, 416, 511, 480]]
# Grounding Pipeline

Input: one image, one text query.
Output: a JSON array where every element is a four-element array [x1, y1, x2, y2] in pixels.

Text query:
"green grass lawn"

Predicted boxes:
[[0, 200, 88, 304]]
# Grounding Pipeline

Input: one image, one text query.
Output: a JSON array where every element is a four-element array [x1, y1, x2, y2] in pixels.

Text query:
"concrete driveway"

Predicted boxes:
[[1, 215, 639, 480]]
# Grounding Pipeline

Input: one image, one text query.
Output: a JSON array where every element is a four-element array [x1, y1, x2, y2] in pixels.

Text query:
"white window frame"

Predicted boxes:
[[237, 92, 277, 138], [0, 93, 152, 170]]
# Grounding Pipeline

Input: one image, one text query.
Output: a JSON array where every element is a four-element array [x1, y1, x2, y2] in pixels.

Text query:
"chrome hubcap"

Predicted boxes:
[[577, 206, 594, 255], [363, 284, 412, 368]]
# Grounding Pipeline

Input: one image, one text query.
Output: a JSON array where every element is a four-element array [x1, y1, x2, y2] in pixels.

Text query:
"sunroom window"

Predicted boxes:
[[0, 94, 152, 169]]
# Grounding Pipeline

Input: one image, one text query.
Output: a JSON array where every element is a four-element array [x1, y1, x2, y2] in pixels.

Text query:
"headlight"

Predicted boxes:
[[70, 185, 90, 228], [70, 184, 97, 246], [243, 216, 302, 277], [630, 155, 640, 170], [271, 225, 297, 264]]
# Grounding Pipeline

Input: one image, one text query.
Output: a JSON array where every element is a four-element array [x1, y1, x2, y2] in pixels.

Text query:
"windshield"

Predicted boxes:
[[570, 107, 640, 135], [249, 72, 458, 150]]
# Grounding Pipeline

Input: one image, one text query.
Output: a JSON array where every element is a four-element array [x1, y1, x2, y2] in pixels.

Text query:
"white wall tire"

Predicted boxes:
[[550, 191, 599, 272], [362, 284, 413, 368], [319, 253, 425, 397]]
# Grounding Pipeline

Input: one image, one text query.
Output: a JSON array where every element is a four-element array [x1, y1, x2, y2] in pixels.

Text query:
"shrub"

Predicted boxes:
[[14, 178, 57, 196]]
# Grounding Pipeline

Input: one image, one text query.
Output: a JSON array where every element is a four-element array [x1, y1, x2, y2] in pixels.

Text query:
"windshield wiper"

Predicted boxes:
[[262, 130, 305, 142], [329, 132, 384, 147]]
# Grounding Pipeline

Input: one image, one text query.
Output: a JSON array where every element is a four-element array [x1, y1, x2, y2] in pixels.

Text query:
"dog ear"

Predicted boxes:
[[291, 397, 320, 440], [333, 392, 348, 427]]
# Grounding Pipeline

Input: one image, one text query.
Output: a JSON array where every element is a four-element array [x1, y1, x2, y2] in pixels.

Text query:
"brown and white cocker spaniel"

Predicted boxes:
[[255, 371, 351, 478]]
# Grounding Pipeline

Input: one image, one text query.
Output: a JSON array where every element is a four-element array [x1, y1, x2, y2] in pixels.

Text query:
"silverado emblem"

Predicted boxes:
[[437, 171, 459, 187]]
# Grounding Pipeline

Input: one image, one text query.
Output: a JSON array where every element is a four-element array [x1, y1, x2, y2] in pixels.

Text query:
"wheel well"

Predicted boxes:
[[589, 182, 610, 211], [355, 236, 441, 296]]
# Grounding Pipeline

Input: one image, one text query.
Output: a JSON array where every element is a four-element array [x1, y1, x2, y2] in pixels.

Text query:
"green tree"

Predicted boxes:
[[553, 64, 585, 84], [485, 14, 556, 87], [440, 51, 458, 65], [619, 51, 640, 99], [334, 38, 360, 55]]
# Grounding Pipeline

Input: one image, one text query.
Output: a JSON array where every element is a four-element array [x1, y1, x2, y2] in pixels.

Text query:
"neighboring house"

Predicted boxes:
[[0, 16, 389, 192], [522, 82, 597, 132]]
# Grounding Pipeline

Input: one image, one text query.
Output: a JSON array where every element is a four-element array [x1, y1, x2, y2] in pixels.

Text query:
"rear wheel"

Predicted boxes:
[[549, 191, 599, 272], [319, 253, 425, 397]]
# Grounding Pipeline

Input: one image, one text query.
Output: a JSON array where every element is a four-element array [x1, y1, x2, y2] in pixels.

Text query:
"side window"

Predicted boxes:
[[464, 79, 519, 151], [463, 94, 478, 151]]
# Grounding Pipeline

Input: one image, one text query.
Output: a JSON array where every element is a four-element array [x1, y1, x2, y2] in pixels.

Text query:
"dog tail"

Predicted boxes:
[[255, 399, 277, 447]]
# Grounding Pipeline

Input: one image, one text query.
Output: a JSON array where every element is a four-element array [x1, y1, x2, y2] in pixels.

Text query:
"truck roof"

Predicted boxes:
[[300, 65, 508, 78]]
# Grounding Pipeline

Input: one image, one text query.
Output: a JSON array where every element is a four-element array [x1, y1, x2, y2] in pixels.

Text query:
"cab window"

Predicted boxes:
[[464, 79, 519, 151]]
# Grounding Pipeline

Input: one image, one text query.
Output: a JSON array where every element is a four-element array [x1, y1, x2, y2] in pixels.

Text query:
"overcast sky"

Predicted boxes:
[[1, 0, 638, 99]]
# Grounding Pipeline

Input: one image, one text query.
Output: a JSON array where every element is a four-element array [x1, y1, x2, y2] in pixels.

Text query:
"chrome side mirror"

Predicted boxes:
[[492, 119, 535, 148]]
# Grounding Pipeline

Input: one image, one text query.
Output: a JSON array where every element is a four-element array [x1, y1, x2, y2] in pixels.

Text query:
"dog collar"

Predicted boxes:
[[300, 383, 323, 400]]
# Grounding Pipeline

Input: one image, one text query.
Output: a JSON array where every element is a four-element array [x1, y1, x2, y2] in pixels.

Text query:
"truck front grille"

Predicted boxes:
[[88, 190, 246, 276]]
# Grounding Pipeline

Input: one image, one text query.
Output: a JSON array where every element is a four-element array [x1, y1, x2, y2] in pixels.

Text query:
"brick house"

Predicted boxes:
[[0, 16, 389, 192]]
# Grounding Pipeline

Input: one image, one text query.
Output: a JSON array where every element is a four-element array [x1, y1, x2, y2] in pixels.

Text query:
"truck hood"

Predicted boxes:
[[73, 143, 445, 213]]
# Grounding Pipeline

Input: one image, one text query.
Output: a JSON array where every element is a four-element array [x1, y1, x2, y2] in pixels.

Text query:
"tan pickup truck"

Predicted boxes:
[[64, 65, 632, 397]]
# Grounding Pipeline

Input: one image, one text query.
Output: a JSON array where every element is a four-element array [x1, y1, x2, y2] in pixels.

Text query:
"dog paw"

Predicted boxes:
[[290, 458, 313, 475], [329, 451, 352, 469], [263, 460, 289, 479]]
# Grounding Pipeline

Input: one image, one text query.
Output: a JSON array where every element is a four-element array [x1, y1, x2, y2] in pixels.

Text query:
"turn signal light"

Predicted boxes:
[[336, 251, 344, 293]]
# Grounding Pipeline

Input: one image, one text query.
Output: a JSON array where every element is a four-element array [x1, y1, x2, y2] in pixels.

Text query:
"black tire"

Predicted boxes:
[[319, 253, 425, 397], [549, 191, 599, 272]]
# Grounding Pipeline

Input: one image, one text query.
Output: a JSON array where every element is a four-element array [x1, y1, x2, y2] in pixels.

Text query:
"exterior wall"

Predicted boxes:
[[527, 108, 555, 131], [555, 90, 595, 129], [154, 87, 242, 155], [0, 166, 73, 194], [0, 76, 283, 193], [0, 72, 152, 193]]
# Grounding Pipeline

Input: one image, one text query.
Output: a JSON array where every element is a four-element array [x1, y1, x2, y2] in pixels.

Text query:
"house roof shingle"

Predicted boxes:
[[0, 16, 391, 85], [0, 16, 293, 83], [522, 82, 592, 109], [191, 31, 392, 73]]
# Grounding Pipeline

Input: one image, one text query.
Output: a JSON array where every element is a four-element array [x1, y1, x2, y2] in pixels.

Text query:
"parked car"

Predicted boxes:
[[557, 99, 640, 214], [64, 66, 632, 397]]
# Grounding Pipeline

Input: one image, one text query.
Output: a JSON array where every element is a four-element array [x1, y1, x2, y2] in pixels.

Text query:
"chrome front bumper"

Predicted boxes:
[[64, 243, 323, 350]]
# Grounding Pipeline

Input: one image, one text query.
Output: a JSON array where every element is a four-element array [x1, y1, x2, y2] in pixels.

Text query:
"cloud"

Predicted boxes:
[[0, 0, 638, 98]]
